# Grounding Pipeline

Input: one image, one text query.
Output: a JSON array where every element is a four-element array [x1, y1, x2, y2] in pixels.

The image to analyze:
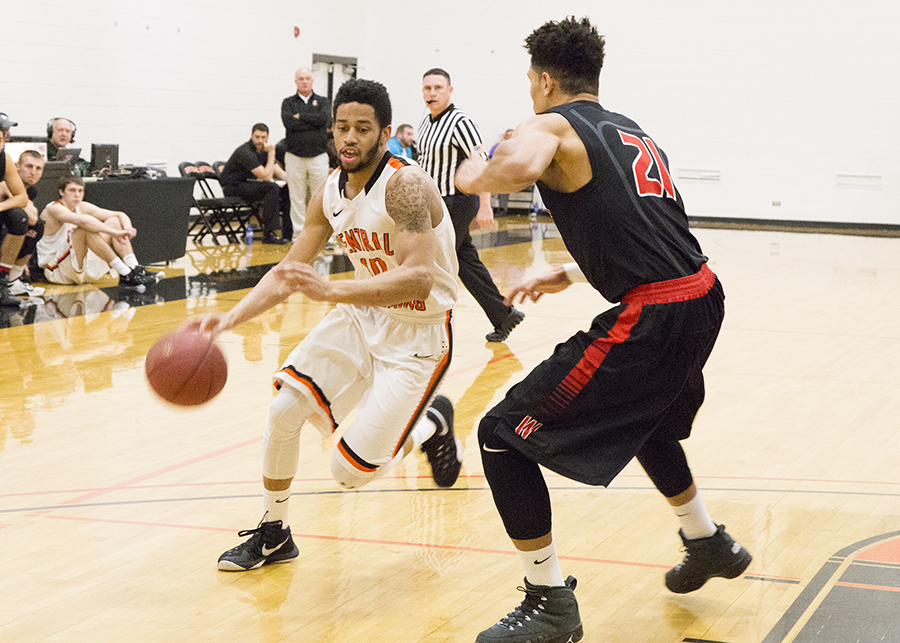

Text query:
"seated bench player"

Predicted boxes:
[[0, 150, 48, 297], [36, 175, 158, 287]]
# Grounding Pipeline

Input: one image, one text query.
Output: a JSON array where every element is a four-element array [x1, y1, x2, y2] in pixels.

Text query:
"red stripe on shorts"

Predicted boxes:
[[548, 302, 642, 410], [548, 265, 716, 410]]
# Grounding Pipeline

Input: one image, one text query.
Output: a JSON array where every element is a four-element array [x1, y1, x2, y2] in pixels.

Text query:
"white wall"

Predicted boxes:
[[5, 0, 900, 225]]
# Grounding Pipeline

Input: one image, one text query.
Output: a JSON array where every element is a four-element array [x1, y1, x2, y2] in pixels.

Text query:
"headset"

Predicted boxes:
[[47, 117, 77, 142]]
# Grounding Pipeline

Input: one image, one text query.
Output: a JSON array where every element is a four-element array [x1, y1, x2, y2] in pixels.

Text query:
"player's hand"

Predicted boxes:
[[272, 260, 334, 302], [181, 313, 234, 339], [455, 156, 487, 194], [503, 266, 572, 306], [110, 228, 135, 241], [475, 203, 494, 228]]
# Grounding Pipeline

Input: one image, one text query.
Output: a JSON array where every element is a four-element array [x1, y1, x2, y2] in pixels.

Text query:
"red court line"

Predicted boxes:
[[44, 514, 669, 570], [61, 436, 263, 505], [613, 473, 900, 487], [835, 581, 900, 593]]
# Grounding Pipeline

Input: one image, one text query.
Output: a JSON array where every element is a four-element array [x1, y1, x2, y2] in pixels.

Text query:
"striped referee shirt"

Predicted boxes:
[[416, 104, 486, 196]]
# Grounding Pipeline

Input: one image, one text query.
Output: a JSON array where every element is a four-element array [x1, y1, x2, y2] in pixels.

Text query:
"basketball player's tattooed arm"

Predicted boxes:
[[271, 167, 437, 308], [384, 168, 437, 233]]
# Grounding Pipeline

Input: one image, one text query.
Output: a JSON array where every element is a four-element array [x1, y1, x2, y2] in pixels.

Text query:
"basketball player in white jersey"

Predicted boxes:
[[36, 175, 159, 287], [186, 78, 463, 572]]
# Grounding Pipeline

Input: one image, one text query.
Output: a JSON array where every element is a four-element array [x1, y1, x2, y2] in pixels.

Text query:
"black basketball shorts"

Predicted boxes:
[[486, 264, 725, 486]]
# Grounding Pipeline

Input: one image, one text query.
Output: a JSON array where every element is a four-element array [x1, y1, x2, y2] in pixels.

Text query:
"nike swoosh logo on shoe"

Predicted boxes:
[[262, 537, 289, 556], [482, 445, 508, 453]]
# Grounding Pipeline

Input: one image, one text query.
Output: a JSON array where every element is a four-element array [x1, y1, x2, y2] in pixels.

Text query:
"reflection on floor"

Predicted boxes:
[[2, 216, 556, 326]]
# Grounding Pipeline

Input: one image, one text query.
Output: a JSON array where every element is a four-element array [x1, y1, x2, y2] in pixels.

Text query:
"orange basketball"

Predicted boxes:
[[145, 330, 227, 406]]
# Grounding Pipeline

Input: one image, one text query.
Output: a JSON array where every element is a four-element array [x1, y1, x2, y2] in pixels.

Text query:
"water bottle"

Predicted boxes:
[[245, 224, 254, 245]]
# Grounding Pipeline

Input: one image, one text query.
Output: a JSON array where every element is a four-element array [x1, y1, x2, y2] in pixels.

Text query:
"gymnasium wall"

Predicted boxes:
[[5, 0, 899, 225]]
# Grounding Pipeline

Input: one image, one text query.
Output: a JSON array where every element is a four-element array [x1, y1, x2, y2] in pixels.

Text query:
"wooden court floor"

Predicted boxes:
[[1, 217, 899, 642]]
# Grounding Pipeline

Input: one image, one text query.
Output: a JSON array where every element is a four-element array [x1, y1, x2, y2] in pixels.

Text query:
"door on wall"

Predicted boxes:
[[311, 54, 357, 104]]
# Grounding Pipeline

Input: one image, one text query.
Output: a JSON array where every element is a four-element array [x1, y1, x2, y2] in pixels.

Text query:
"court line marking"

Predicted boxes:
[[6, 483, 900, 512], [834, 581, 900, 593], [35, 513, 735, 574], [59, 435, 262, 505]]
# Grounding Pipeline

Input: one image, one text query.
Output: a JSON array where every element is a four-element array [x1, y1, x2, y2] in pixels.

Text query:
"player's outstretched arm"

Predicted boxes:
[[185, 184, 334, 337], [455, 116, 560, 195], [277, 166, 437, 307]]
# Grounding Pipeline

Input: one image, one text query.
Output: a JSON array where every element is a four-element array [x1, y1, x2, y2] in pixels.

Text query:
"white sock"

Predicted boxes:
[[410, 414, 438, 451], [9, 265, 25, 281], [673, 494, 717, 539], [110, 257, 131, 276], [518, 542, 566, 587], [263, 488, 291, 526], [122, 253, 139, 269]]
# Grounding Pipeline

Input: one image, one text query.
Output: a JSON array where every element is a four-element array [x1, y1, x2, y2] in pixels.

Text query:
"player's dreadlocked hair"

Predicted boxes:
[[333, 78, 393, 130], [524, 16, 605, 95]]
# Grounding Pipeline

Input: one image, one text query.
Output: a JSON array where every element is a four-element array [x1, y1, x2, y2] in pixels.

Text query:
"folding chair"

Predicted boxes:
[[180, 161, 239, 245], [197, 161, 257, 242]]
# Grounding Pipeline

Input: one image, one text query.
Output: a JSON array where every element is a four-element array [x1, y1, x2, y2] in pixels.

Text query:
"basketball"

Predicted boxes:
[[145, 330, 228, 406]]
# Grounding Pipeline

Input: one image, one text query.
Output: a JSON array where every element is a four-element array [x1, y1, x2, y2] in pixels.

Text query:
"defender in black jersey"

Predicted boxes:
[[456, 17, 751, 643]]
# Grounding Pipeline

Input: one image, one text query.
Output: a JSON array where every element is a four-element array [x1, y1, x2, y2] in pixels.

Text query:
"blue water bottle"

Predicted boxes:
[[245, 224, 254, 245]]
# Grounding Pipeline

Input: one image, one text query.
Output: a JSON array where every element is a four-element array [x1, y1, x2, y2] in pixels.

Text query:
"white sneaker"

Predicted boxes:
[[8, 278, 45, 297]]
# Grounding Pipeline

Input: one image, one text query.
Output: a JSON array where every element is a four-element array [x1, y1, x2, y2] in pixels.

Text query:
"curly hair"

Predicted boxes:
[[524, 16, 605, 95], [333, 78, 393, 130]]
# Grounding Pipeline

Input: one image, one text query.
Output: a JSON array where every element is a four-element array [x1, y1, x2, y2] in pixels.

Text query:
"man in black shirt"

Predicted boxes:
[[220, 123, 289, 245], [281, 67, 331, 239], [456, 17, 751, 643]]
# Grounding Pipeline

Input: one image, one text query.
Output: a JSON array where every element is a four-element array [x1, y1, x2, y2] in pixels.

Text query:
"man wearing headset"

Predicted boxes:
[[47, 117, 88, 174]]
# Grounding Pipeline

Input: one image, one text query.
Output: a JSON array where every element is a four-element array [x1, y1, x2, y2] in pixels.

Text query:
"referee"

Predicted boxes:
[[417, 68, 524, 343]]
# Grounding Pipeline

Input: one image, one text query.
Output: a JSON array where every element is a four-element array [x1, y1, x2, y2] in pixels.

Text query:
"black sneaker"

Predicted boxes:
[[217, 519, 299, 572], [134, 265, 162, 281], [486, 308, 525, 343], [421, 395, 462, 487], [476, 576, 583, 643], [0, 274, 22, 308], [119, 267, 158, 288], [665, 524, 752, 593]]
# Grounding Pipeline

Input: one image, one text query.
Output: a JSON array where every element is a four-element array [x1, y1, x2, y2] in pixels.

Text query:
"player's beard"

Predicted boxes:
[[340, 142, 381, 174]]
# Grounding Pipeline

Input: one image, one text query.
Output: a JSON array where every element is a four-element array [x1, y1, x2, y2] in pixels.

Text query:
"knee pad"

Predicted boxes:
[[261, 387, 311, 481], [478, 414, 503, 450], [1, 208, 29, 236], [330, 451, 377, 490], [477, 415, 551, 540], [19, 221, 44, 258]]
